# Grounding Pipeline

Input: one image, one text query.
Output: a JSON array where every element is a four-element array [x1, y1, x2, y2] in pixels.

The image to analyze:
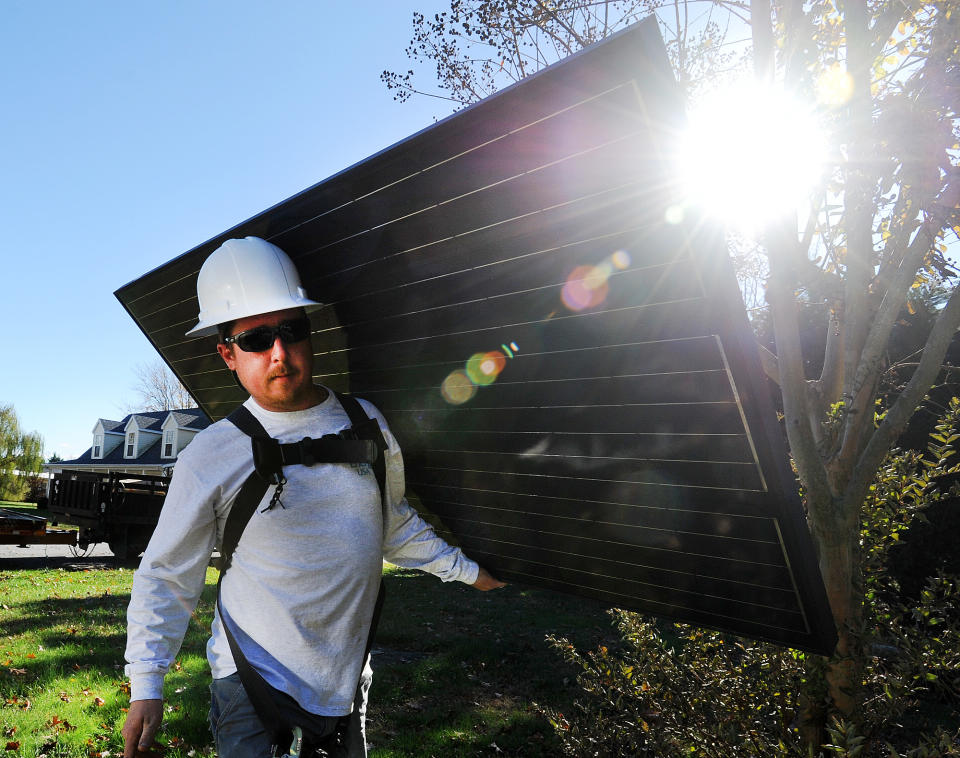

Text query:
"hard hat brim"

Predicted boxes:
[[185, 299, 323, 338]]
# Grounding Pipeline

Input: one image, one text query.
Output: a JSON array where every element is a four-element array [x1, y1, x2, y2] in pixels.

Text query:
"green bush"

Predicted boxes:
[[540, 400, 960, 757]]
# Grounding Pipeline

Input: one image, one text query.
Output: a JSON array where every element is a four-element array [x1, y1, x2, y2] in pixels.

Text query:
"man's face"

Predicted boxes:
[[216, 308, 320, 412]]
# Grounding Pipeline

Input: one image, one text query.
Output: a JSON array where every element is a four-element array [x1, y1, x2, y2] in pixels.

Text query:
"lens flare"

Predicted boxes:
[[440, 343, 518, 405], [611, 250, 631, 270], [466, 350, 506, 385], [441, 369, 476, 405], [562, 264, 610, 311]]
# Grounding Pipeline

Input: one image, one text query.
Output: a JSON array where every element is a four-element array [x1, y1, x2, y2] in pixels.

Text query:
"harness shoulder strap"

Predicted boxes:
[[335, 392, 388, 510], [225, 403, 269, 439], [221, 405, 272, 573]]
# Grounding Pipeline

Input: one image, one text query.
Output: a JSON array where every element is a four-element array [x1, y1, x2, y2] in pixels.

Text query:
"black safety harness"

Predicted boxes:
[[217, 392, 388, 757]]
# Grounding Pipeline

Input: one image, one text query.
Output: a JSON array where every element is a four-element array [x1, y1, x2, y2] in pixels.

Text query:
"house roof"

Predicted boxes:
[[168, 409, 208, 429], [127, 413, 164, 431], [97, 418, 124, 433], [61, 408, 211, 466]]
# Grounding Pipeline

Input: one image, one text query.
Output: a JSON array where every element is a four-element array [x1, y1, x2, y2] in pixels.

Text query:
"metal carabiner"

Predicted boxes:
[[275, 725, 303, 758]]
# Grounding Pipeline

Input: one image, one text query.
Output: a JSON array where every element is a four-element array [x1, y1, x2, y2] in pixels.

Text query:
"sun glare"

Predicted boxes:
[[678, 83, 827, 233]]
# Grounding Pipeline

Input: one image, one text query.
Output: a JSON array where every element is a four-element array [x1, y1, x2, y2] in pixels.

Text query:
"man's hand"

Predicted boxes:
[[472, 565, 507, 591], [122, 698, 163, 758]]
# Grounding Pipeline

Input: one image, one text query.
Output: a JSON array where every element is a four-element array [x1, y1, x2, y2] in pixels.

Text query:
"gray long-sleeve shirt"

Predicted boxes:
[[125, 390, 479, 715]]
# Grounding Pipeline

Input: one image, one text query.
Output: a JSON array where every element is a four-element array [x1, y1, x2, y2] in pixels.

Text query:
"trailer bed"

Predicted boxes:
[[0, 507, 78, 545]]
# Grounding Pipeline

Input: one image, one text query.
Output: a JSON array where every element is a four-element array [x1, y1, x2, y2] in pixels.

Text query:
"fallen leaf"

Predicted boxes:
[[8, 668, 27, 676], [94, 697, 106, 707], [25, 654, 36, 659], [47, 715, 76, 732], [6, 741, 21, 751]]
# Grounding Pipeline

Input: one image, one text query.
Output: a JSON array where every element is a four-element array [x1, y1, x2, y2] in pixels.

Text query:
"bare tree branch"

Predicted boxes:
[[129, 360, 197, 412]]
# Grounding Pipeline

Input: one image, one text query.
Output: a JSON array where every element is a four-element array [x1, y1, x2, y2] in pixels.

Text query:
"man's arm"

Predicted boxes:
[[122, 457, 220, 752]]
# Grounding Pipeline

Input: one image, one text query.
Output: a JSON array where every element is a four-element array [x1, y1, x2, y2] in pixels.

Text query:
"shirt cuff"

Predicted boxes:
[[459, 559, 480, 586], [128, 671, 165, 703]]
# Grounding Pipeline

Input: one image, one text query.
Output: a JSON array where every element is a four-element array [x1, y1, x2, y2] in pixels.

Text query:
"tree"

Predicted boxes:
[[0, 404, 45, 501], [382, 0, 746, 106], [129, 359, 197, 412], [47, 452, 63, 464], [385, 0, 960, 744]]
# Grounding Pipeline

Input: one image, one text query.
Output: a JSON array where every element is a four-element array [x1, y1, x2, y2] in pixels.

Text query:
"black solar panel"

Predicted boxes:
[[116, 18, 837, 654]]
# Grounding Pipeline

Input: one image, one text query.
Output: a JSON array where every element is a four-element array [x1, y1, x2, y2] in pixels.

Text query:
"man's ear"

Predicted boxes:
[[217, 342, 237, 371]]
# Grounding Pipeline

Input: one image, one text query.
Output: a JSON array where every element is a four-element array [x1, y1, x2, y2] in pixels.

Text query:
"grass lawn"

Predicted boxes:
[[0, 561, 612, 757]]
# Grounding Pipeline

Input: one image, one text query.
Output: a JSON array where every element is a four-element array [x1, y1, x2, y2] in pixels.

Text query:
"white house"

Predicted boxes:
[[46, 408, 211, 477]]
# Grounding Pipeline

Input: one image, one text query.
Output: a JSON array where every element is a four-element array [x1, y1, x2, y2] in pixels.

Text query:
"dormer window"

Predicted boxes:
[[93, 434, 104, 459], [126, 432, 136, 458], [163, 430, 176, 458]]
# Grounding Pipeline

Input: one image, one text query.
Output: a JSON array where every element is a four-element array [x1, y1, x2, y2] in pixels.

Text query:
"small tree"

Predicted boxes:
[[0, 404, 45, 501], [129, 359, 197, 412], [385, 0, 960, 743]]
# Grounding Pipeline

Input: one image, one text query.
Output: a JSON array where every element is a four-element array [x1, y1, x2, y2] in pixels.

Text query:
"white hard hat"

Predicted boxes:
[[185, 237, 322, 337]]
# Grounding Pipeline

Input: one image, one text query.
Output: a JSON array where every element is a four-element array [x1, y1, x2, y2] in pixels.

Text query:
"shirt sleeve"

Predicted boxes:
[[124, 459, 220, 702], [370, 406, 480, 585]]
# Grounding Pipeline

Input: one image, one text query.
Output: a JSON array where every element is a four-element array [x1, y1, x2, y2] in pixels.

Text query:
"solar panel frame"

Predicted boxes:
[[115, 17, 838, 654]]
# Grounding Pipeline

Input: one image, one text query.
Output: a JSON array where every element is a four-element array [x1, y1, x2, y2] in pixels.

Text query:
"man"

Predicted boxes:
[[122, 236, 504, 758]]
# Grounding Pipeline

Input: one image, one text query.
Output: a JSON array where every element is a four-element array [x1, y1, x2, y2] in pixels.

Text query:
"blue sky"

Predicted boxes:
[[0, 1, 451, 459]]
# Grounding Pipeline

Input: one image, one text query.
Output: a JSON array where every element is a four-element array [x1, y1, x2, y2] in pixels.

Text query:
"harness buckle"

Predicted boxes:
[[251, 436, 284, 482], [299, 436, 315, 467]]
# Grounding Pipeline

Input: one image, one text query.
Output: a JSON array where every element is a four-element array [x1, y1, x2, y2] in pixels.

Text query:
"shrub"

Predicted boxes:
[[540, 400, 960, 756]]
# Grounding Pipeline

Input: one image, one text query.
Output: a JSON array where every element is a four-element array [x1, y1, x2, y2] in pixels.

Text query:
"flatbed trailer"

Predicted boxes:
[[0, 508, 78, 546], [0, 470, 170, 559]]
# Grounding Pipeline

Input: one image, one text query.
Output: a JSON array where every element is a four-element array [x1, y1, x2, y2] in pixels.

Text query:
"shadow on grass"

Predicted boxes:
[[367, 568, 614, 757]]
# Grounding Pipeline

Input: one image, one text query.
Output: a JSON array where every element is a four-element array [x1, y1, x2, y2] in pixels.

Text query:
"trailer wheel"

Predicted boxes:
[[109, 526, 152, 561], [127, 527, 153, 558], [108, 528, 130, 561]]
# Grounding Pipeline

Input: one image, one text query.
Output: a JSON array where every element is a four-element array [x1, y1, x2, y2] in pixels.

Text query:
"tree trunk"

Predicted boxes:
[[818, 525, 862, 716], [799, 485, 863, 750]]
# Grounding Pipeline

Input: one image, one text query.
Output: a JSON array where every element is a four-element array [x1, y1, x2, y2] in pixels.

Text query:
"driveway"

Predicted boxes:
[[0, 541, 119, 569]]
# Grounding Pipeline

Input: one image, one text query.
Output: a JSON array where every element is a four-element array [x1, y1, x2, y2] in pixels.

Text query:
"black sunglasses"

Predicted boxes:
[[223, 317, 312, 352]]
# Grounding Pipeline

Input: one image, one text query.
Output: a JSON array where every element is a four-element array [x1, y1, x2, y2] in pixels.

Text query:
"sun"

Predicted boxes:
[[676, 82, 827, 234]]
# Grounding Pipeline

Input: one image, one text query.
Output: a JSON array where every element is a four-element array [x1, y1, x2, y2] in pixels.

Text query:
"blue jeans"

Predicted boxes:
[[209, 663, 372, 758]]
